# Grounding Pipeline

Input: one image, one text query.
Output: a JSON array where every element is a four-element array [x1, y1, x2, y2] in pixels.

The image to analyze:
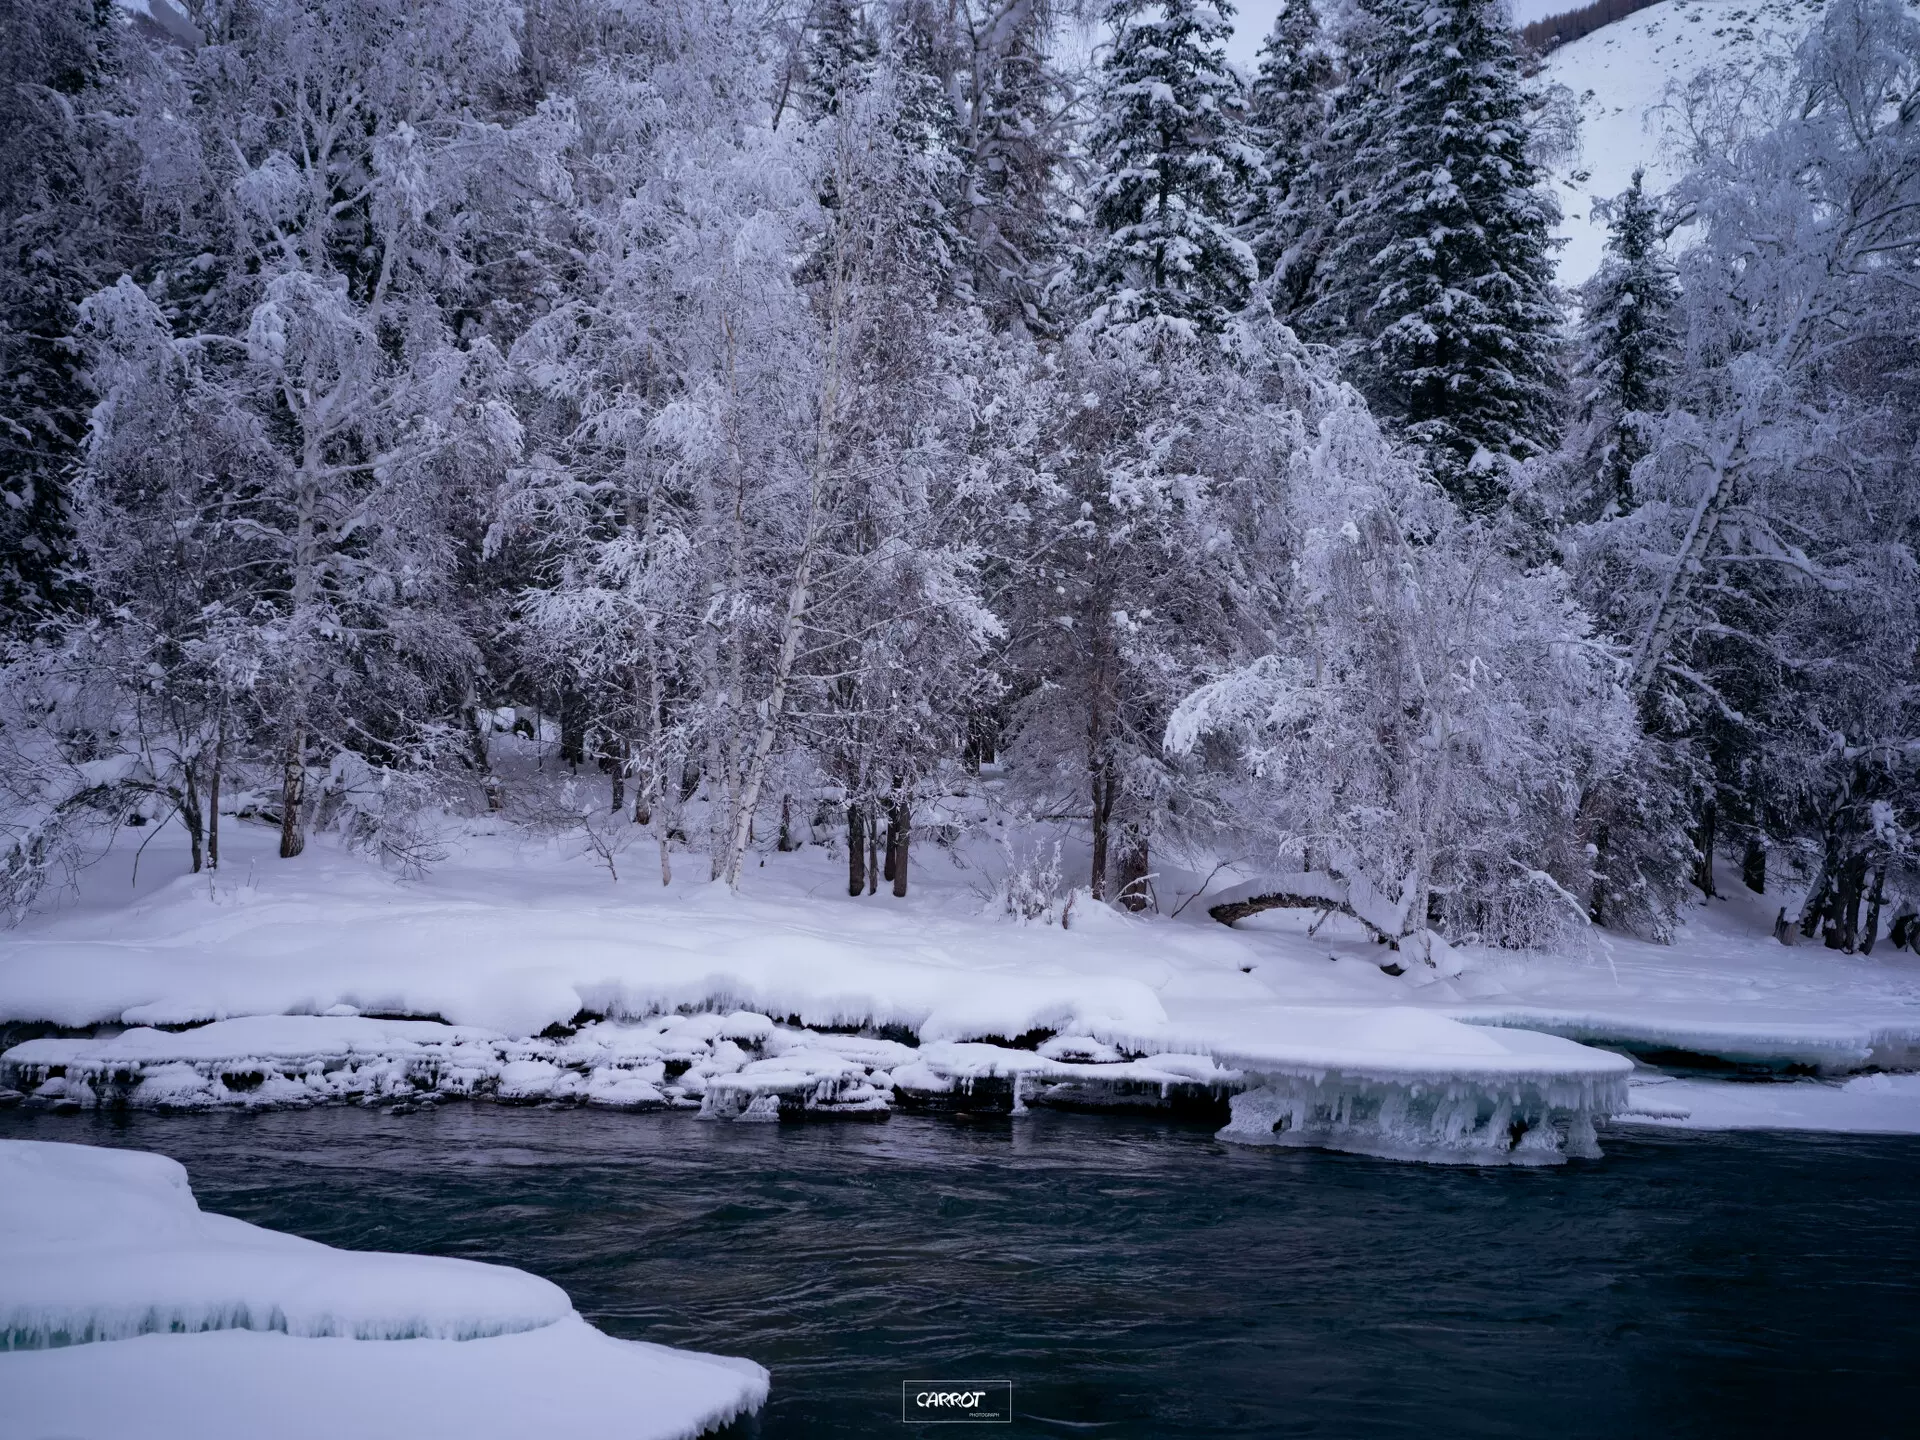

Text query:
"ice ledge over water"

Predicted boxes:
[[0, 1140, 768, 1440], [1189, 1007, 1633, 1165], [1220, 1070, 1622, 1165], [0, 1139, 574, 1349]]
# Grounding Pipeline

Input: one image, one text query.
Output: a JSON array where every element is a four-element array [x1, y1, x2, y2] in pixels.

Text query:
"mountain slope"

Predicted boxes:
[[1541, 0, 1827, 282]]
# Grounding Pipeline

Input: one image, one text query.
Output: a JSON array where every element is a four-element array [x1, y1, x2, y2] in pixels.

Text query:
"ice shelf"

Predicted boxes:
[[0, 1139, 768, 1440], [1220, 1069, 1623, 1165]]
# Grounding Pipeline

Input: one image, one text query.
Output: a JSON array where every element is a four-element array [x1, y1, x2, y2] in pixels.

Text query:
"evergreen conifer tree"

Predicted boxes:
[[966, 12, 1065, 331], [1081, 0, 1258, 334], [0, 0, 123, 630], [1241, 0, 1335, 315], [1572, 169, 1678, 518], [804, 0, 879, 119], [1307, 0, 1564, 512]]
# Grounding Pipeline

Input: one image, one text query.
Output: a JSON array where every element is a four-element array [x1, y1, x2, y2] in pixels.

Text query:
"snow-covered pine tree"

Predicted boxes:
[[0, 0, 124, 630], [1081, 0, 1258, 335], [960, 2, 1067, 332], [1308, 0, 1564, 513], [1571, 169, 1679, 519], [1241, 0, 1335, 315], [804, 0, 880, 119], [878, 6, 974, 305]]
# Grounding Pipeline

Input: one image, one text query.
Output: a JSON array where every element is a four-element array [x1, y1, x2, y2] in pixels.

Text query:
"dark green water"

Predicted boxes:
[[4, 1106, 1917, 1439]]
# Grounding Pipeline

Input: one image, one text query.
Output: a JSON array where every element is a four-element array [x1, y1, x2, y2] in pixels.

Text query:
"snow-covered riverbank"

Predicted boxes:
[[3, 822, 1917, 1156], [0, 1138, 767, 1440]]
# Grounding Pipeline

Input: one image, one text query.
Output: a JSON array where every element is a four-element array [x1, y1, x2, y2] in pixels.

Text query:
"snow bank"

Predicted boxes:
[[1445, 1007, 1920, 1074], [1, 1012, 809, 1112], [1, 1005, 1634, 1165], [0, 1139, 767, 1440], [0, 860, 1172, 1042], [0, 1139, 572, 1347], [1146, 1002, 1634, 1085], [0, 1318, 766, 1440], [1618, 1072, 1920, 1134], [11, 827, 1917, 1153]]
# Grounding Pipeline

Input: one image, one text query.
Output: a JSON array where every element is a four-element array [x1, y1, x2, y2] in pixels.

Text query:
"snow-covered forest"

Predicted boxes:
[[3, 0, 1917, 959]]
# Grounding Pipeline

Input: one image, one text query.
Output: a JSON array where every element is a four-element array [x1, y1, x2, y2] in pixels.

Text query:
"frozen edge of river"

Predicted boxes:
[[0, 1139, 768, 1440]]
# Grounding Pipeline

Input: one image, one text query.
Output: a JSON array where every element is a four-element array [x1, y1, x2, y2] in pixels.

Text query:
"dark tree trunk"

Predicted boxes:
[[882, 803, 897, 883], [779, 794, 798, 851], [1115, 825, 1151, 912], [963, 712, 997, 775], [1831, 852, 1868, 951], [207, 716, 223, 871], [1089, 760, 1115, 901], [183, 760, 205, 875], [847, 805, 865, 896], [866, 806, 878, 895], [1862, 867, 1887, 954], [1589, 821, 1610, 925], [891, 804, 909, 898], [467, 705, 503, 812], [605, 736, 626, 815], [1800, 862, 1832, 940], [278, 721, 306, 860], [559, 689, 586, 769], [1741, 836, 1766, 894], [1692, 799, 1718, 898]]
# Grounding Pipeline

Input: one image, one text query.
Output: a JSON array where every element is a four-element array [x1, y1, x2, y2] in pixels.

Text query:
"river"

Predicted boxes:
[[4, 1105, 1916, 1438]]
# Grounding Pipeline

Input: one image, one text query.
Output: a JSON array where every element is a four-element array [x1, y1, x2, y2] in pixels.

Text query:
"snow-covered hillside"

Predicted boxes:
[[1541, 0, 1828, 281]]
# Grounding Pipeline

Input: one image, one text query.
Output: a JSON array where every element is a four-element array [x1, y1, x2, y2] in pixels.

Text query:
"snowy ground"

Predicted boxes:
[[0, 1138, 767, 1440], [1540, 0, 1827, 282], [3, 811, 1917, 1151]]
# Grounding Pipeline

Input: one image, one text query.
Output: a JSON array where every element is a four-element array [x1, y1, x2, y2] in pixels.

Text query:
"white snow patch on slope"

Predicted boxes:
[[1541, 0, 1827, 282]]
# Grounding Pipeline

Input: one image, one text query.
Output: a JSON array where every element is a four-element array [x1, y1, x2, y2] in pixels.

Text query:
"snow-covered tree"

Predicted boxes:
[[1304, 0, 1564, 512], [1570, 169, 1679, 520], [803, 0, 881, 119], [960, 2, 1069, 331], [999, 337, 1198, 905], [1240, 0, 1335, 313], [1165, 304, 1645, 952], [1080, 0, 1258, 336], [1579, 0, 1920, 939], [41, 0, 549, 867], [0, 0, 129, 630]]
